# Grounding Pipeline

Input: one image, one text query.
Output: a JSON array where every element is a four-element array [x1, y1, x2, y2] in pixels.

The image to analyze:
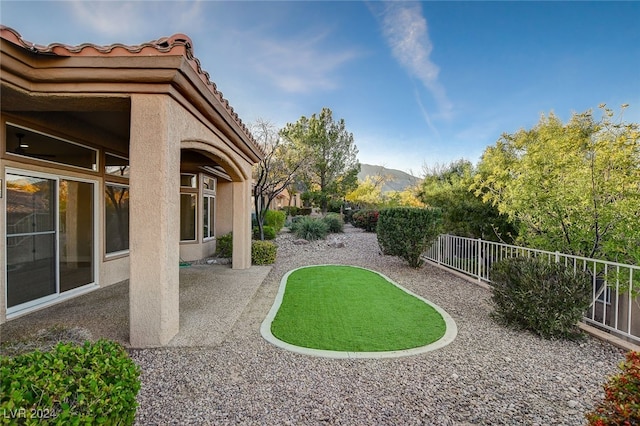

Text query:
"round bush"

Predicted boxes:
[[377, 207, 442, 268], [265, 210, 286, 233], [489, 257, 592, 339], [0, 339, 140, 424], [252, 240, 277, 265], [322, 213, 344, 233], [352, 209, 379, 232], [253, 225, 276, 240]]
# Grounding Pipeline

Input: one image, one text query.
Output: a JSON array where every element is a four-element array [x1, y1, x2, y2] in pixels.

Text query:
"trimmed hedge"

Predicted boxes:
[[377, 207, 442, 268], [252, 240, 277, 265], [0, 339, 140, 424], [586, 351, 640, 425], [490, 257, 592, 339]]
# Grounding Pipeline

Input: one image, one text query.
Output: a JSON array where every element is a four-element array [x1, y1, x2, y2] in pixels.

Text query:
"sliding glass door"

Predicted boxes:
[[6, 171, 95, 312], [6, 174, 57, 307]]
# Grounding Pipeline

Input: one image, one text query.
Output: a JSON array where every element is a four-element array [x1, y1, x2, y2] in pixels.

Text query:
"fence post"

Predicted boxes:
[[477, 238, 482, 282], [555, 251, 560, 263]]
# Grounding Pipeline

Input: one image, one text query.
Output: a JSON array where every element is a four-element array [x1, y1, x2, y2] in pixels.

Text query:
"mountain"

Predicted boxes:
[[357, 164, 421, 193]]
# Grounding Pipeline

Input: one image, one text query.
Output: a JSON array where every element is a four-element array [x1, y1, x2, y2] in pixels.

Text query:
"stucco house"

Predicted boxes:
[[0, 27, 263, 347]]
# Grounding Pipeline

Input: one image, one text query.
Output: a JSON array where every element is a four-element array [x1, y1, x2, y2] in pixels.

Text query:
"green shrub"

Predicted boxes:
[[489, 257, 592, 339], [292, 216, 329, 241], [281, 206, 299, 217], [327, 199, 343, 214], [0, 339, 140, 424], [586, 350, 640, 425], [253, 225, 276, 240], [216, 232, 233, 258], [352, 209, 379, 232], [377, 207, 442, 268], [322, 213, 344, 233], [252, 240, 277, 265], [265, 210, 286, 233], [298, 207, 312, 216]]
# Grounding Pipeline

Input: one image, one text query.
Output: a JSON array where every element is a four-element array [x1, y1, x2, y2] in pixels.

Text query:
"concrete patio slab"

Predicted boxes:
[[0, 264, 271, 349]]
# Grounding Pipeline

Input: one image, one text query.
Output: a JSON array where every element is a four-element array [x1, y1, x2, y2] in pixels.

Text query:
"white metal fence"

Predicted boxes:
[[424, 234, 640, 344]]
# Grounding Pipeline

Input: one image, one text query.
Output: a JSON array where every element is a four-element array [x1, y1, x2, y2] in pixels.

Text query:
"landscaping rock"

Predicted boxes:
[[130, 224, 625, 426]]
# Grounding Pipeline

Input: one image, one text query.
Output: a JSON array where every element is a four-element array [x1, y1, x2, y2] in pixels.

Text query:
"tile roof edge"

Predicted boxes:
[[0, 25, 264, 158]]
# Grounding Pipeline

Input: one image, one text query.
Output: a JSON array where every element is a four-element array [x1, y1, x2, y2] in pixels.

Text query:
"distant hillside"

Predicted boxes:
[[358, 164, 421, 193]]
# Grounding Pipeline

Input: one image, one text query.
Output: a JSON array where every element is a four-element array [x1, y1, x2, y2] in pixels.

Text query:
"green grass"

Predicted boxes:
[[271, 265, 446, 352]]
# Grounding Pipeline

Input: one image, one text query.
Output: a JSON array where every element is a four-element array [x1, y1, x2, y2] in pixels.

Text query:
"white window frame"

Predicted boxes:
[[5, 167, 99, 318]]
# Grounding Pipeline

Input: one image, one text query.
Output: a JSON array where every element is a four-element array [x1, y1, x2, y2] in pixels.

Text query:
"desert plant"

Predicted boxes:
[[377, 207, 442, 268], [322, 213, 344, 233], [265, 210, 286, 233], [291, 216, 329, 241], [489, 257, 592, 339], [253, 225, 276, 240], [216, 232, 233, 258], [586, 351, 640, 425], [0, 339, 140, 424], [251, 240, 277, 265], [352, 209, 379, 232]]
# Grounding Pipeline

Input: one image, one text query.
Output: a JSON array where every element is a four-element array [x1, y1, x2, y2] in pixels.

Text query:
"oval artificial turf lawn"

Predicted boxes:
[[270, 265, 447, 352]]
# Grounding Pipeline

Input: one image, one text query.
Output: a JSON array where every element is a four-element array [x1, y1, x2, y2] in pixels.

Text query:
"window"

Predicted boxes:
[[203, 176, 216, 192], [202, 176, 216, 240], [6, 123, 98, 171], [105, 153, 129, 178], [203, 195, 215, 240], [105, 185, 129, 254], [180, 174, 197, 188], [180, 193, 197, 241]]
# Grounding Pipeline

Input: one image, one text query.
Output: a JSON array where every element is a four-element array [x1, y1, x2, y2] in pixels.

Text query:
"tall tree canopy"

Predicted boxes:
[[418, 159, 516, 242], [472, 105, 640, 264], [280, 107, 360, 211], [252, 119, 308, 240]]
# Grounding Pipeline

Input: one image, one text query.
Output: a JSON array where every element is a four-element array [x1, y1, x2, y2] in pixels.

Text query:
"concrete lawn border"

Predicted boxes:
[[260, 264, 458, 359]]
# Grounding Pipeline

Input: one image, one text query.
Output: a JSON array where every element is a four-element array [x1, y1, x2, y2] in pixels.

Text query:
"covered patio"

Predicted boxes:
[[0, 264, 272, 348], [1, 27, 264, 347]]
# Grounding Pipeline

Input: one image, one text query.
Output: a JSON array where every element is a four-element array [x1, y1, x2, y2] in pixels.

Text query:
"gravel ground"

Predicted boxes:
[[130, 225, 625, 425]]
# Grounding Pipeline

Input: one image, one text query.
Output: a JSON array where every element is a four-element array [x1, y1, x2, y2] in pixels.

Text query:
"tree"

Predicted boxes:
[[252, 119, 308, 240], [345, 176, 384, 208], [472, 105, 640, 263], [280, 107, 360, 212], [418, 159, 517, 242]]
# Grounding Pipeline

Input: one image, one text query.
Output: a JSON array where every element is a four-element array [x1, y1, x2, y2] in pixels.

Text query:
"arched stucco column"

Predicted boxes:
[[232, 177, 252, 269], [129, 94, 180, 347]]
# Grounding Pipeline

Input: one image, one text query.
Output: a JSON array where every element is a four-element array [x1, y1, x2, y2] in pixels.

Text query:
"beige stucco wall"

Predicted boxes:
[[216, 180, 234, 236], [179, 239, 217, 262]]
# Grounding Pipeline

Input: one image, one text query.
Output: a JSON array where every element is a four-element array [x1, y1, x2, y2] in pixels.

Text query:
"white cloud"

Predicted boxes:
[[375, 2, 453, 120], [69, 0, 205, 42], [248, 30, 361, 94]]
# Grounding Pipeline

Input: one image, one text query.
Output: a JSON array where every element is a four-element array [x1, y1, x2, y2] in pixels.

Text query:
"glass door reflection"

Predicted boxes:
[[6, 174, 57, 307]]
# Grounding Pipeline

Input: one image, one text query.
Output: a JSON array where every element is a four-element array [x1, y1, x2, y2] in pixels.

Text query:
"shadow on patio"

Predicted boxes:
[[0, 264, 271, 349]]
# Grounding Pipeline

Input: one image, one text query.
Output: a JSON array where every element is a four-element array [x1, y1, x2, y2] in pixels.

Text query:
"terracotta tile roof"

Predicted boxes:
[[0, 25, 262, 155]]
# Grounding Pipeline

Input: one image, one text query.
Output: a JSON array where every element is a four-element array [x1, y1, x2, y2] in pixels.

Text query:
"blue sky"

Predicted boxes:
[[2, 1, 639, 175]]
